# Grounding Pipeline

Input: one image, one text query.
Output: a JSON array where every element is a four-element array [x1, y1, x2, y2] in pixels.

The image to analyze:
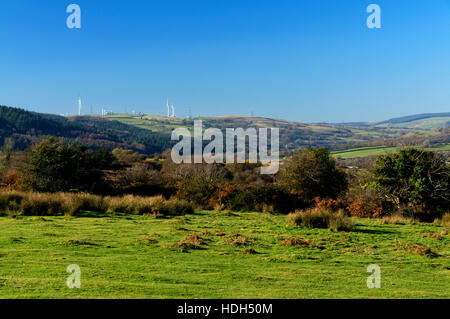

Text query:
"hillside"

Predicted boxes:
[[105, 114, 447, 152], [374, 113, 450, 129], [0, 105, 172, 153], [1, 105, 449, 155]]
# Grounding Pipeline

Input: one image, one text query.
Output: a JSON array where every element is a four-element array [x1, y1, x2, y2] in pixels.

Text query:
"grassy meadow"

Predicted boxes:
[[0, 211, 448, 299], [331, 144, 450, 159]]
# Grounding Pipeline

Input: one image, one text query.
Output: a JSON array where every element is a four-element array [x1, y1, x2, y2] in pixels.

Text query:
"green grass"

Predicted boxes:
[[375, 117, 450, 129], [332, 145, 450, 159], [0, 211, 448, 299]]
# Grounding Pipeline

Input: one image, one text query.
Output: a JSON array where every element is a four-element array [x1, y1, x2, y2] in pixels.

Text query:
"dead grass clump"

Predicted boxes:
[[281, 237, 311, 247], [426, 232, 446, 240], [403, 244, 440, 258], [224, 233, 251, 246], [174, 232, 206, 251], [242, 248, 257, 255]]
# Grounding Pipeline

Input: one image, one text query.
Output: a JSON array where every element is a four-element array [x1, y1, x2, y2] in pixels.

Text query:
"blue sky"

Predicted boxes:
[[1, 0, 450, 122]]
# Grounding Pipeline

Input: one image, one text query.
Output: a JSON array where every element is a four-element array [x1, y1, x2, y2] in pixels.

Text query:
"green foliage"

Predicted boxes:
[[226, 184, 300, 214], [27, 138, 112, 193], [0, 105, 173, 154], [373, 148, 450, 217], [279, 148, 348, 202]]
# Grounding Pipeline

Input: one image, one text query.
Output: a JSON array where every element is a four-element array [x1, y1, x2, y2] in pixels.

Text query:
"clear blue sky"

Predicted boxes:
[[1, 0, 450, 123]]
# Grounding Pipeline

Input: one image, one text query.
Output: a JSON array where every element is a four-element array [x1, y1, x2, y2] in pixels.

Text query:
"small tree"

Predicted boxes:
[[279, 148, 348, 202], [373, 148, 450, 215], [28, 138, 111, 193]]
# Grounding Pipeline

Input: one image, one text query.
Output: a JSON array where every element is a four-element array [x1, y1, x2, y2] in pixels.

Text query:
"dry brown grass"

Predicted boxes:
[[0, 191, 194, 217], [381, 214, 417, 225], [443, 213, 450, 230], [281, 237, 311, 247], [287, 208, 355, 231]]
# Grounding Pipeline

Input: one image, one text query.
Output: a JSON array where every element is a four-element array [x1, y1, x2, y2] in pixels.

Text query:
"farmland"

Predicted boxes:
[[331, 144, 450, 159]]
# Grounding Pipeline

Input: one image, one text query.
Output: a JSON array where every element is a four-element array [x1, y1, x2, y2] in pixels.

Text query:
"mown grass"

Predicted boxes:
[[0, 211, 448, 298]]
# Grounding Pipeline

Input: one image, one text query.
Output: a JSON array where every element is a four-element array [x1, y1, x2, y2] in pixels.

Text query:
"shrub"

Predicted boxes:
[[373, 148, 450, 218], [226, 184, 299, 214], [347, 198, 384, 218], [3, 170, 22, 189], [313, 197, 348, 212], [27, 138, 111, 193], [278, 148, 348, 203], [287, 208, 355, 231], [0, 191, 24, 212]]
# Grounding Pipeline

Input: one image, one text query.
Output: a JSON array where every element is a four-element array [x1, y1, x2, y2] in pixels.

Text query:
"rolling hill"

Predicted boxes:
[[0, 105, 448, 156], [0, 105, 172, 154]]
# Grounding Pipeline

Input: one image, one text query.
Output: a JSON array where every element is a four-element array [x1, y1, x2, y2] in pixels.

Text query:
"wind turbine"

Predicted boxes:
[[166, 98, 170, 117], [78, 97, 82, 116]]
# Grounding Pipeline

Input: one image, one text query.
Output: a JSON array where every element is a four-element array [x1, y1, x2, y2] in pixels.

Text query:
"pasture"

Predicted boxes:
[[0, 211, 448, 298]]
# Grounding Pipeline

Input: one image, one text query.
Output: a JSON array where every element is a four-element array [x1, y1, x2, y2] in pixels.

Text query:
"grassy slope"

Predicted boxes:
[[332, 145, 450, 159], [0, 212, 448, 299], [104, 114, 429, 143], [375, 117, 450, 129]]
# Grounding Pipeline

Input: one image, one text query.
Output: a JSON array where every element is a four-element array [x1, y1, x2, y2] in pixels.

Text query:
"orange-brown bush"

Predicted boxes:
[[347, 198, 384, 218], [313, 197, 348, 212]]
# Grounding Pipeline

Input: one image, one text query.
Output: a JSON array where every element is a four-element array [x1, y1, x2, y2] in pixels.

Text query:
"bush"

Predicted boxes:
[[347, 198, 384, 218], [279, 148, 348, 203], [313, 197, 348, 212], [287, 208, 355, 231], [0, 191, 24, 212], [373, 148, 450, 218], [226, 184, 299, 214], [27, 138, 112, 193]]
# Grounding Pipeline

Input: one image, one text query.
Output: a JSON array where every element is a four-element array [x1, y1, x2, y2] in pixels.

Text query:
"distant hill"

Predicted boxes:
[[0, 105, 172, 153], [104, 114, 448, 152], [373, 112, 450, 129], [1, 105, 448, 154]]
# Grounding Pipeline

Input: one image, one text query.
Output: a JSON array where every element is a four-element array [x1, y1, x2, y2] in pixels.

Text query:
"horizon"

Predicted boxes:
[[1, 1, 450, 122]]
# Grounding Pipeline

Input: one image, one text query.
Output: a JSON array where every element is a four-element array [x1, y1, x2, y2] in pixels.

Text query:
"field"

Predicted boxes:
[[332, 145, 450, 159], [0, 211, 448, 299]]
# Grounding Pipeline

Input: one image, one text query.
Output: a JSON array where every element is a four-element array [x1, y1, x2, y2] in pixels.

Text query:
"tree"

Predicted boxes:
[[278, 148, 348, 202], [373, 148, 450, 214], [28, 138, 112, 193]]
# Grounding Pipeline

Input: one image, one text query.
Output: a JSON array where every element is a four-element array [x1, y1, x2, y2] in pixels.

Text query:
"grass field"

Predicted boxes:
[[332, 145, 450, 159], [0, 211, 448, 299]]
